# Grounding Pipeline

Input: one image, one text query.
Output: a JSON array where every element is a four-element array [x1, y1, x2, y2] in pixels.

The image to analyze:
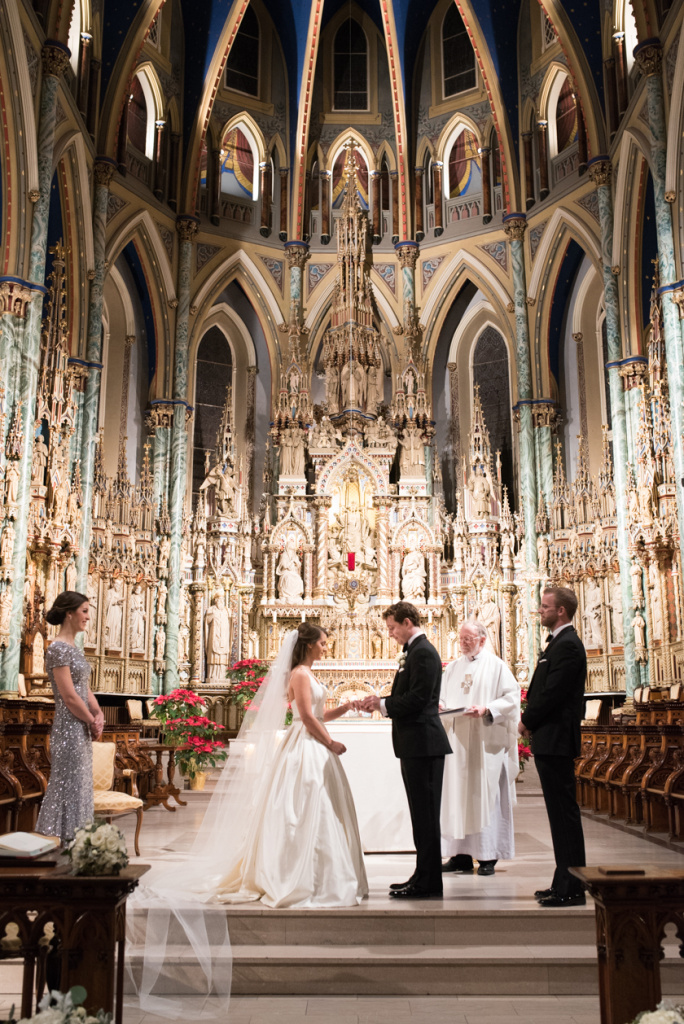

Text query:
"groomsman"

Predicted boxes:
[[520, 587, 587, 907], [363, 602, 452, 899]]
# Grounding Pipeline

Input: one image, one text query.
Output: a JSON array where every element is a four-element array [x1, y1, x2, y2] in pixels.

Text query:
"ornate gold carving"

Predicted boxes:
[[0, 281, 33, 319], [176, 217, 199, 242], [589, 160, 612, 187], [285, 244, 310, 270], [671, 290, 684, 319], [503, 217, 526, 241], [395, 244, 419, 270], [94, 160, 116, 189], [634, 42, 662, 78], [41, 43, 70, 78], [665, 191, 676, 203], [28, 190, 40, 203]]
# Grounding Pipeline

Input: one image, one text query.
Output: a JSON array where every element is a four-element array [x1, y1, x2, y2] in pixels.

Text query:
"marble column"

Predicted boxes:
[[588, 156, 638, 699], [573, 332, 589, 441], [390, 171, 399, 245], [320, 171, 331, 244], [284, 241, 309, 322], [618, 359, 648, 462], [371, 171, 381, 245], [145, 402, 174, 510], [395, 242, 419, 331], [503, 214, 538, 674], [164, 215, 198, 691], [537, 120, 549, 199], [259, 161, 272, 237], [3, 42, 70, 688], [479, 150, 491, 225], [414, 168, 424, 242], [634, 41, 684, 561], [279, 168, 288, 242], [433, 161, 444, 236], [76, 157, 116, 592], [533, 401, 556, 507]]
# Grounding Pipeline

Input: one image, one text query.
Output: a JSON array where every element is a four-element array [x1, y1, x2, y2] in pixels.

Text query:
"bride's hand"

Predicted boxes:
[[329, 740, 346, 756]]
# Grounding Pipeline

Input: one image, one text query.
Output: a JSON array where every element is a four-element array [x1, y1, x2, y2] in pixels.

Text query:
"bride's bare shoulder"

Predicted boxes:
[[289, 665, 312, 685]]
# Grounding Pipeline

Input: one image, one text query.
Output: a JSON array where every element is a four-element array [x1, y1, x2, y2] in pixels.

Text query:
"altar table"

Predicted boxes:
[[327, 720, 414, 852]]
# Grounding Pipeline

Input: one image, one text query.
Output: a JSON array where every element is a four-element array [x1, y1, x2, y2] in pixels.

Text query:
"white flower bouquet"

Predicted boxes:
[[628, 1003, 684, 1024], [64, 820, 128, 877], [15, 985, 111, 1023]]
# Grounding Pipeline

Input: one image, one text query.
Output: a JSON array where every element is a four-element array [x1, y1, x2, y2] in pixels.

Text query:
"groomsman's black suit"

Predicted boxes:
[[385, 633, 452, 893], [521, 625, 586, 897]]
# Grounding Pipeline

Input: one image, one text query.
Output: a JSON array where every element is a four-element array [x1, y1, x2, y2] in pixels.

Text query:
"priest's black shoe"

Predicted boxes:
[[477, 860, 496, 876], [441, 855, 474, 873], [389, 879, 415, 891], [389, 885, 443, 900], [537, 892, 586, 907], [534, 887, 556, 901]]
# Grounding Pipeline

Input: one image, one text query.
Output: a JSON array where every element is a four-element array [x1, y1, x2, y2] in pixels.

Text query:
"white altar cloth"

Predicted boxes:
[[326, 720, 414, 853]]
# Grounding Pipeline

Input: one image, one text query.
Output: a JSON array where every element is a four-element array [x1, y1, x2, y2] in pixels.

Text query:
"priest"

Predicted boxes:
[[440, 620, 520, 876]]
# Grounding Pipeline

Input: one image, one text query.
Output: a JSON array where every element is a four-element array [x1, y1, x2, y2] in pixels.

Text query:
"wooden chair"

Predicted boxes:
[[125, 699, 159, 739], [92, 742, 144, 856]]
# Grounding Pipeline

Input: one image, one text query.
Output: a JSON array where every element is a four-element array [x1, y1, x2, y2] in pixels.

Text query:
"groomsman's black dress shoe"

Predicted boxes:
[[441, 855, 474, 873], [534, 887, 556, 901], [537, 892, 586, 908], [477, 860, 496, 876], [389, 879, 415, 891], [390, 885, 443, 900]]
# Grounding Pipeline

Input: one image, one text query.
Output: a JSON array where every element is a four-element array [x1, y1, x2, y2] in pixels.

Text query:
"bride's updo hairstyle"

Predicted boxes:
[[291, 622, 327, 669], [46, 590, 88, 626]]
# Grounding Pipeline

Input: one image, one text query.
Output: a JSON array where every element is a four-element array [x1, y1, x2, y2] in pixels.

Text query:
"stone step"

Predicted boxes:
[[126, 942, 684, 997]]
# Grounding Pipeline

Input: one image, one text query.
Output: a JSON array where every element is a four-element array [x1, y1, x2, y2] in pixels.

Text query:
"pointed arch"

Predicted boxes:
[[416, 136, 436, 165], [106, 209, 176, 303], [268, 133, 287, 167], [324, 129, 375, 177], [53, 130, 95, 273], [526, 208, 601, 302], [375, 140, 397, 174], [665, 24, 684, 199], [218, 111, 266, 165], [421, 248, 512, 338]]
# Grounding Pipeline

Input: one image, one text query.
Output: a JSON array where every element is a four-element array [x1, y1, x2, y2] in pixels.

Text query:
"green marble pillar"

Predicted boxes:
[[76, 158, 116, 591], [634, 41, 684, 557], [164, 216, 197, 691], [284, 241, 309, 322], [147, 403, 174, 510], [533, 401, 556, 507], [395, 242, 419, 327], [2, 42, 70, 688], [504, 215, 539, 673], [588, 157, 638, 698]]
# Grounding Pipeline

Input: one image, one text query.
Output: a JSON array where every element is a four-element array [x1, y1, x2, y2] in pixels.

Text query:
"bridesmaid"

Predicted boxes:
[[36, 591, 104, 844]]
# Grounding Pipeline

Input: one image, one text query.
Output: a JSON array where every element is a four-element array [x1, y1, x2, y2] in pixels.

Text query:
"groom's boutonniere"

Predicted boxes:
[[397, 652, 407, 672]]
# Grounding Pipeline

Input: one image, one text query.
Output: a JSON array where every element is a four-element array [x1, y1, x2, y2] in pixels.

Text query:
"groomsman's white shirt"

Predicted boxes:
[[379, 630, 425, 717]]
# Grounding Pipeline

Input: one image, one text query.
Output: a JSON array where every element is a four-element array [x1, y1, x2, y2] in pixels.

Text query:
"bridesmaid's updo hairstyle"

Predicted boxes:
[[291, 622, 327, 669], [46, 590, 89, 626]]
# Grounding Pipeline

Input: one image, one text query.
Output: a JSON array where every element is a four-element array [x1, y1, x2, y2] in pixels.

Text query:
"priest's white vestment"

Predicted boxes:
[[440, 649, 520, 860]]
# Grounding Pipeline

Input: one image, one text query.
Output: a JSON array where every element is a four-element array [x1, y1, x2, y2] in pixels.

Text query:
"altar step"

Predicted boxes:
[[127, 906, 684, 996]]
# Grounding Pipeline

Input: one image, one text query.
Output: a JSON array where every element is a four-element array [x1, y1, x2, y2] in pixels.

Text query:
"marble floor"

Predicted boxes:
[[1, 763, 682, 1023]]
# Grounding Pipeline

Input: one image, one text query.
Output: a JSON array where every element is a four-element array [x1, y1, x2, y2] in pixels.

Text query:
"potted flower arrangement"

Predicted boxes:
[[225, 658, 270, 730], [7, 985, 112, 1023], [165, 714, 228, 790], [65, 821, 129, 876], [150, 687, 208, 744]]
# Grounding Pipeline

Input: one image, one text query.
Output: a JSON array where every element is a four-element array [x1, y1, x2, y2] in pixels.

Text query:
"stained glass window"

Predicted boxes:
[[225, 7, 259, 97], [334, 19, 368, 111], [442, 6, 476, 98]]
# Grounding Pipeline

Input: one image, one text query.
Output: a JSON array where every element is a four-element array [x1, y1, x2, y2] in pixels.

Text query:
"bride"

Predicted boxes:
[[216, 621, 368, 906], [130, 623, 367, 1016]]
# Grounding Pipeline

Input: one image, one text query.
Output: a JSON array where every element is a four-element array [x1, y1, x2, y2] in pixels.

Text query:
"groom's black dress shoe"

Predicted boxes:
[[476, 860, 496, 876], [537, 892, 586, 908], [389, 885, 443, 900], [389, 879, 415, 891], [534, 887, 556, 901], [442, 855, 474, 873]]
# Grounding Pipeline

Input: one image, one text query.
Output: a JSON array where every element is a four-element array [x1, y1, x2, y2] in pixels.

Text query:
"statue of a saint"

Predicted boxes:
[[467, 464, 492, 517], [85, 576, 98, 647], [104, 578, 124, 649], [0, 586, 11, 636], [638, 478, 654, 524], [4, 461, 19, 506], [31, 435, 48, 486], [328, 514, 344, 566], [280, 428, 306, 477], [276, 536, 304, 602], [326, 364, 340, 414], [341, 360, 366, 410], [400, 427, 425, 477], [1, 523, 14, 570], [610, 584, 624, 645], [51, 477, 68, 521], [536, 533, 549, 570], [158, 535, 170, 569], [582, 579, 603, 648], [649, 561, 664, 641], [401, 545, 426, 601], [155, 626, 166, 663], [129, 584, 146, 653], [215, 465, 236, 514], [630, 561, 644, 607], [477, 586, 501, 657], [204, 591, 233, 681], [631, 610, 646, 649], [366, 364, 381, 414], [370, 633, 382, 659]]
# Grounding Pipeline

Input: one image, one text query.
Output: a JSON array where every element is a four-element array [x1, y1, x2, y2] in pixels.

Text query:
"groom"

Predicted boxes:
[[363, 602, 452, 899]]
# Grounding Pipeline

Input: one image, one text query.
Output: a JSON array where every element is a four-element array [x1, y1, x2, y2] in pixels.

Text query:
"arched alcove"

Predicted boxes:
[[192, 328, 233, 505], [472, 327, 514, 500]]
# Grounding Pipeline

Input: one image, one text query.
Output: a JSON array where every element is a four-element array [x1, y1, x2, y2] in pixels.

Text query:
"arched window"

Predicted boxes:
[[193, 329, 233, 506], [447, 129, 481, 198], [67, 0, 83, 74], [424, 151, 434, 206], [442, 6, 476, 98], [332, 147, 369, 209], [380, 158, 390, 212], [225, 7, 259, 96], [127, 77, 148, 155], [334, 19, 368, 111], [221, 126, 257, 199], [555, 77, 577, 153], [472, 327, 513, 499]]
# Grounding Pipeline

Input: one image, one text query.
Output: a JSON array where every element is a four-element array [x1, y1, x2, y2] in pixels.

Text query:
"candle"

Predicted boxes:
[[347, 552, 355, 571]]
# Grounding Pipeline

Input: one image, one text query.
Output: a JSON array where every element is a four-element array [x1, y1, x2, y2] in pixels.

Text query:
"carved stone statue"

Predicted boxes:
[[400, 426, 425, 477], [365, 417, 396, 450], [201, 462, 236, 514], [610, 585, 624, 645], [104, 519, 114, 555], [631, 610, 646, 649], [85, 576, 98, 647], [583, 579, 603, 649], [31, 435, 48, 486], [328, 514, 343, 566], [467, 464, 492, 517], [204, 591, 233, 681], [638, 477, 654, 525], [158, 535, 170, 569], [649, 561, 664, 641], [370, 632, 382, 659], [401, 545, 426, 601], [104, 578, 124, 649], [366, 364, 381, 414], [0, 586, 11, 635], [4, 461, 19, 506], [276, 536, 304, 602], [128, 584, 146, 653], [326, 364, 340, 413], [630, 561, 644, 608], [280, 427, 306, 477], [155, 626, 166, 662], [477, 586, 501, 657], [1, 523, 14, 568], [341, 359, 366, 410], [536, 533, 549, 570]]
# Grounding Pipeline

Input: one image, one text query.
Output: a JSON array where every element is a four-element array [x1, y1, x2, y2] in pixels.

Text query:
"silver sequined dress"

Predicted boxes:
[[36, 640, 94, 843]]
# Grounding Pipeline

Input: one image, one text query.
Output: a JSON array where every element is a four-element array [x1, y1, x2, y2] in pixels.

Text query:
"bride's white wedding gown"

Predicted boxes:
[[215, 673, 368, 908]]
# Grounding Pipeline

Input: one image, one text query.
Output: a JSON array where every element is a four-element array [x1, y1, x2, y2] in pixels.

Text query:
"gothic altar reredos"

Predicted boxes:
[[2, 147, 683, 714]]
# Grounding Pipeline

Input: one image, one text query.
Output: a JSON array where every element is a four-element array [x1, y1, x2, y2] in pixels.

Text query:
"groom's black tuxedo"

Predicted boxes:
[[385, 633, 451, 892]]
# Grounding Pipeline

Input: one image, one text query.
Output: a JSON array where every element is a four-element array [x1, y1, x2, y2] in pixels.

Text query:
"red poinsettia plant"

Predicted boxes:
[[518, 687, 532, 772], [225, 658, 271, 711], [165, 715, 228, 780], [150, 688, 208, 741]]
